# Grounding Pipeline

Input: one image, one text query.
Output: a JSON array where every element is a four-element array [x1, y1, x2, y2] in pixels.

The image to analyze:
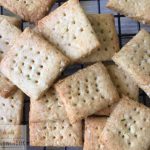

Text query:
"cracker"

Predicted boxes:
[[0, 28, 69, 100], [0, 125, 23, 144], [101, 97, 150, 150], [0, 0, 55, 22], [96, 64, 139, 116], [79, 14, 119, 63], [30, 87, 68, 123], [38, 0, 100, 62], [55, 62, 119, 123], [0, 19, 21, 60], [0, 90, 24, 125], [30, 120, 82, 146], [84, 117, 108, 150], [113, 29, 150, 97], [106, 64, 139, 100], [0, 15, 21, 27], [0, 72, 17, 98], [107, 0, 150, 24]]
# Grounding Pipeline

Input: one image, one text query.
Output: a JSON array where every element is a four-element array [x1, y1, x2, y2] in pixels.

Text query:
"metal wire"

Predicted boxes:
[[0, 0, 149, 149]]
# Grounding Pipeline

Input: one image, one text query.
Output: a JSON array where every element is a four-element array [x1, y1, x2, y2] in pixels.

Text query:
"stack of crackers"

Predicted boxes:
[[0, 0, 149, 149]]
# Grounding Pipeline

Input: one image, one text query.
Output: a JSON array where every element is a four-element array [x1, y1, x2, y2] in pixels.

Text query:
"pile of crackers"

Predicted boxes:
[[0, 0, 149, 149]]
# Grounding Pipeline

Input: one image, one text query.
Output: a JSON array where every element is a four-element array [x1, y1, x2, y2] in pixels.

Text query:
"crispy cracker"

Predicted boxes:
[[0, 15, 21, 27], [113, 29, 150, 97], [107, 0, 150, 24], [55, 63, 119, 123], [38, 0, 100, 62], [30, 87, 68, 123], [79, 14, 119, 63], [96, 64, 139, 116], [101, 97, 150, 150], [0, 90, 24, 125], [0, 72, 17, 98], [30, 120, 82, 146], [0, 0, 55, 22], [0, 28, 69, 100], [84, 117, 108, 150], [0, 19, 21, 60]]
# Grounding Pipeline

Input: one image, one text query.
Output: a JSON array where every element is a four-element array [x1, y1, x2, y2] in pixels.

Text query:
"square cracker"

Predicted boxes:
[[30, 120, 83, 146], [38, 0, 100, 62], [101, 97, 150, 150], [79, 14, 119, 63], [30, 87, 68, 123], [107, 0, 150, 25], [0, 15, 21, 27], [113, 29, 150, 97], [55, 62, 119, 123], [0, 0, 55, 22], [0, 72, 17, 98], [84, 117, 108, 150], [0, 19, 21, 60], [96, 64, 139, 116], [0, 90, 24, 125], [0, 28, 69, 100]]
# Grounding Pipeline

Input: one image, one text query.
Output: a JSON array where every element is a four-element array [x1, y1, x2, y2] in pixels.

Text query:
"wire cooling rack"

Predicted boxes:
[[0, 0, 150, 150]]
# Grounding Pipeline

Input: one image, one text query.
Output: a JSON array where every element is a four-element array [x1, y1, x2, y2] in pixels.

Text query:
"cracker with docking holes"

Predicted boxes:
[[0, 28, 69, 100], [0, 19, 21, 60], [101, 97, 150, 150], [30, 87, 68, 123], [30, 120, 82, 146], [107, 0, 150, 24], [79, 14, 119, 63], [0, 0, 55, 22], [0, 90, 24, 125], [55, 63, 119, 123], [84, 117, 108, 150], [113, 29, 150, 97], [38, 0, 100, 62]]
